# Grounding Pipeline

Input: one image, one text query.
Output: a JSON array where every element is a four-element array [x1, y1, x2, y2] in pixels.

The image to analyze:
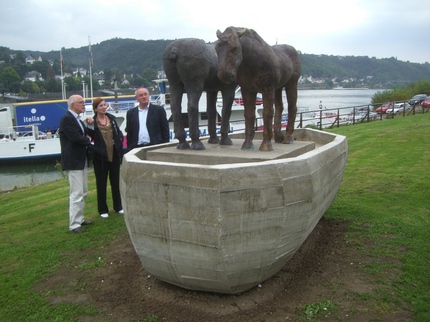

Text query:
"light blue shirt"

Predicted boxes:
[[70, 110, 84, 134], [138, 105, 150, 145]]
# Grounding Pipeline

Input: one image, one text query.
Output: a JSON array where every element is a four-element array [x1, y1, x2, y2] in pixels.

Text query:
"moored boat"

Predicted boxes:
[[0, 125, 60, 160], [80, 90, 265, 142], [1, 92, 258, 160]]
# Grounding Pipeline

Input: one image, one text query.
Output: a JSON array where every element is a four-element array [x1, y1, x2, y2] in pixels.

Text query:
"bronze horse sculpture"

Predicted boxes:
[[215, 27, 301, 151], [163, 38, 237, 150]]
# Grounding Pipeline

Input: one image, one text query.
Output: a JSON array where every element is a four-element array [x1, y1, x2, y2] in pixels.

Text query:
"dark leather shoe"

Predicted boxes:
[[72, 227, 85, 233], [81, 221, 93, 226]]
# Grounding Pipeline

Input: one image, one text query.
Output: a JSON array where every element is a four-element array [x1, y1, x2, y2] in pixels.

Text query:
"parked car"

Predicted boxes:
[[348, 111, 377, 123], [351, 106, 369, 113], [394, 101, 409, 108], [349, 106, 377, 119], [408, 94, 428, 106], [420, 97, 430, 109], [386, 105, 409, 114], [375, 102, 393, 114], [364, 111, 378, 119]]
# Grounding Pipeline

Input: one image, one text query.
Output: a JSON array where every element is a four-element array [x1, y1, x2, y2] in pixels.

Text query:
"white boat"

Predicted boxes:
[[0, 125, 60, 160], [81, 91, 265, 143], [1, 91, 255, 160]]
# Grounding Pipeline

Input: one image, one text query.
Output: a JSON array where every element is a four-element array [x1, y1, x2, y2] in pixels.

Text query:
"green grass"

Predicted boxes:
[[0, 172, 129, 321], [302, 300, 335, 321], [0, 113, 429, 321], [325, 114, 430, 321]]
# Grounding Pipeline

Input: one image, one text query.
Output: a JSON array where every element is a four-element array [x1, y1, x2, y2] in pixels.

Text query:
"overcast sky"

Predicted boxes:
[[1, 0, 429, 64]]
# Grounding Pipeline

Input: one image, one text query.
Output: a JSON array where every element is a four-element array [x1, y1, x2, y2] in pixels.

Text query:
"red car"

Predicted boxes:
[[421, 97, 430, 109], [375, 102, 393, 114]]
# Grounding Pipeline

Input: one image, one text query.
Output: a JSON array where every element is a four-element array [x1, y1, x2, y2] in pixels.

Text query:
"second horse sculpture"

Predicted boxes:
[[216, 26, 301, 151], [163, 38, 237, 150]]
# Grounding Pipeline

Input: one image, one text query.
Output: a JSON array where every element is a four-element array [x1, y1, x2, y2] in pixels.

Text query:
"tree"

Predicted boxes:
[[81, 75, 100, 92], [130, 76, 144, 87], [9, 81, 21, 93], [32, 61, 51, 79], [103, 68, 112, 86], [45, 78, 62, 92], [0, 66, 21, 92], [64, 76, 81, 91], [46, 66, 56, 79], [111, 68, 122, 83], [21, 80, 40, 93], [141, 68, 157, 85], [11, 52, 28, 78]]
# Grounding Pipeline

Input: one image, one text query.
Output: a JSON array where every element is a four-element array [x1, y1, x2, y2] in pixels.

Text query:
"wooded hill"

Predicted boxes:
[[4, 37, 430, 87]]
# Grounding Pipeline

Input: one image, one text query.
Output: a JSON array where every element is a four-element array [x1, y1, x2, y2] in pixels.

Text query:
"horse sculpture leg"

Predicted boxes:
[[259, 104, 273, 151], [273, 89, 284, 143], [170, 84, 190, 150], [206, 91, 220, 144], [187, 91, 206, 150], [241, 92, 257, 150], [283, 84, 298, 144], [219, 87, 235, 145], [259, 93, 274, 151]]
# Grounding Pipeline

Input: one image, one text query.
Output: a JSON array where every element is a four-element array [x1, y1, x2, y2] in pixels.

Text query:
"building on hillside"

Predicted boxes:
[[25, 55, 42, 64], [25, 71, 44, 82], [72, 67, 88, 77]]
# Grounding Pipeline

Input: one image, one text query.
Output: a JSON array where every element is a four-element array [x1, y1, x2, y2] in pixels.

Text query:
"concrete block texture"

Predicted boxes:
[[120, 129, 348, 294]]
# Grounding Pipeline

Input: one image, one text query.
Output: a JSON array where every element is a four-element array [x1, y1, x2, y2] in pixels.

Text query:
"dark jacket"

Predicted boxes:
[[126, 103, 170, 150], [59, 111, 91, 170], [87, 113, 123, 163]]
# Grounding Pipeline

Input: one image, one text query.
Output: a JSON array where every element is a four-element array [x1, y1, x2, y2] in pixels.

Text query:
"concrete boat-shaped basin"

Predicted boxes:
[[120, 129, 348, 294]]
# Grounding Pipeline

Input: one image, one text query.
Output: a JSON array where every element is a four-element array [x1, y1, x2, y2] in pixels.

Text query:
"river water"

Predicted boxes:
[[0, 157, 66, 192], [297, 88, 380, 110], [0, 89, 380, 191]]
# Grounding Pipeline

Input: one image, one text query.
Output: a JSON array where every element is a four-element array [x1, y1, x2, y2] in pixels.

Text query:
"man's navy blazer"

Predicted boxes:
[[59, 111, 90, 171], [125, 103, 170, 150]]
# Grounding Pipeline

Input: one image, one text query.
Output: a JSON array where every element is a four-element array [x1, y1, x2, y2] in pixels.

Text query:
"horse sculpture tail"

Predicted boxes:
[[168, 47, 178, 63]]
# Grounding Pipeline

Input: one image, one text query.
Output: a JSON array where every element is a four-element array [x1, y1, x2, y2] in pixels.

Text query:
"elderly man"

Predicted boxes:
[[59, 94, 93, 233]]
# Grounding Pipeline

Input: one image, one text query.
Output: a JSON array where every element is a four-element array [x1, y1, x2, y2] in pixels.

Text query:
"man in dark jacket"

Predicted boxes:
[[125, 87, 170, 151], [59, 94, 93, 233]]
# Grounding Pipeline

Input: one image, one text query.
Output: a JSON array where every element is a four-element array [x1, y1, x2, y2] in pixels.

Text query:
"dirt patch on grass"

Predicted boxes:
[[36, 218, 413, 321]]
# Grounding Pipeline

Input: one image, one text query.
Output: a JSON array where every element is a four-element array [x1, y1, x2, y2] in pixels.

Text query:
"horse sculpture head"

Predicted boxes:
[[215, 27, 247, 84], [215, 26, 301, 150]]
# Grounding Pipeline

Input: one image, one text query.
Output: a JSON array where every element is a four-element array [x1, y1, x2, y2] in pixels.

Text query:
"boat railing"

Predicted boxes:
[[151, 93, 169, 106], [100, 94, 169, 113], [108, 101, 136, 112], [6, 125, 43, 141]]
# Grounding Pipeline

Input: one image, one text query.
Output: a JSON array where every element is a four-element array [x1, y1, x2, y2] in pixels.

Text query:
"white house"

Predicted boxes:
[[25, 71, 43, 82]]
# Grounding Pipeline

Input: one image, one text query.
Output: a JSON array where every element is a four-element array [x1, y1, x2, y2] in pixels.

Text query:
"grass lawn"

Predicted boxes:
[[326, 112, 430, 321], [0, 112, 429, 321]]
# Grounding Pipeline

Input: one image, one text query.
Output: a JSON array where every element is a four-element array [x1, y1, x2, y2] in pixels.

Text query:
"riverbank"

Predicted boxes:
[[0, 157, 65, 192]]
